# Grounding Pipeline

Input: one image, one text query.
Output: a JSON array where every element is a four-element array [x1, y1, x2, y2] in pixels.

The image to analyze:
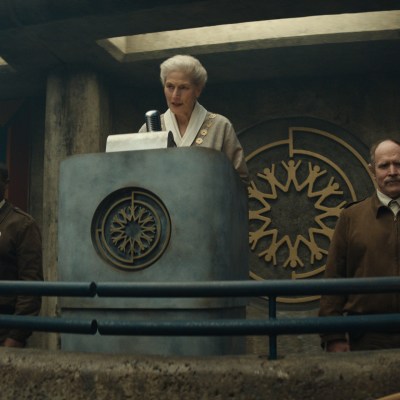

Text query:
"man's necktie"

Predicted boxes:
[[389, 200, 400, 216]]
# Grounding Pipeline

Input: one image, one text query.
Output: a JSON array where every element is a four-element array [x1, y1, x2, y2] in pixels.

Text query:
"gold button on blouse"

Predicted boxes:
[[200, 129, 208, 136], [195, 137, 203, 145]]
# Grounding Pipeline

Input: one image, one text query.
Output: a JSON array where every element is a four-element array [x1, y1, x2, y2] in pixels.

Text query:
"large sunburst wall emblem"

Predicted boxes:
[[246, 127, 374, 303], [91, 188, 171, 271]]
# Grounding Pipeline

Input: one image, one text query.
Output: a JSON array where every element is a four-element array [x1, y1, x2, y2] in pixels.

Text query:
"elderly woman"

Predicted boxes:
[[139, 54, 249, 184]]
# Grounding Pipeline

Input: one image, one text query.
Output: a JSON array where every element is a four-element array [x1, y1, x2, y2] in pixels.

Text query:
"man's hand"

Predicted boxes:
[[3, 338, 24, 348], [326, 340, 350, 352]]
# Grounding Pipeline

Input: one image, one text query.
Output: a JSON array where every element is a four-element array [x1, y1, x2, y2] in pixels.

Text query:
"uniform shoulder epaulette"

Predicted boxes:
[[13, 206, 33, 219], [344, 198, 365, 209]]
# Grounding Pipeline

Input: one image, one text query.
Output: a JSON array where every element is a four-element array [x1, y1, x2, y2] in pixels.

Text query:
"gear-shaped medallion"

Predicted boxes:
[[245, 125, 374, 303], [91, 187, 171, 271]]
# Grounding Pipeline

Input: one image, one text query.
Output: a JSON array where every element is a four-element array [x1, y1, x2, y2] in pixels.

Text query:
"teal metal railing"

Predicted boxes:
[[0, 277, 400, 359]]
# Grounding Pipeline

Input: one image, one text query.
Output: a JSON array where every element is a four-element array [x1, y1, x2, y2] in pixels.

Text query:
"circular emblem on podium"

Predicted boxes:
[[91, 187, 171, 271]]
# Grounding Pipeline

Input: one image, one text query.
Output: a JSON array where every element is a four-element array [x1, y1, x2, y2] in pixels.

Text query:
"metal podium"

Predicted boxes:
[[58, 147, 249, 356]]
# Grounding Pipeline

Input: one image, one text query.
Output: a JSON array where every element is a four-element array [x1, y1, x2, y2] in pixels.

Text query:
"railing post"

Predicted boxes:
[[268, 295, 277, 360]]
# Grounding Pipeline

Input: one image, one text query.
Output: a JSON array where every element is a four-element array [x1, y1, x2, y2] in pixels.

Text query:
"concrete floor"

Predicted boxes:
[[1, 346, 400, 399]]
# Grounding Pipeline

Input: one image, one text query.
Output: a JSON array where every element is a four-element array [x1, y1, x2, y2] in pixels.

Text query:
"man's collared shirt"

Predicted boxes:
[[377, 190, 400, 215]]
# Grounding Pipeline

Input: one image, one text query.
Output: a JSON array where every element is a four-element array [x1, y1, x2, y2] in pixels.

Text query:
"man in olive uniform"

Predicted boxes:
[[0, 163, 43, 347]]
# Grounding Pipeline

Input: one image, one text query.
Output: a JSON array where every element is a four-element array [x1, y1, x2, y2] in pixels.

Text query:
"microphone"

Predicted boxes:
[[143, 109, 176, 148], [145, 110, 162, 132]]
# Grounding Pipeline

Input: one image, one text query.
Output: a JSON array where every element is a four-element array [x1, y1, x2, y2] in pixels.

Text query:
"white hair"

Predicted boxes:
[[160, 55, 208, 89]]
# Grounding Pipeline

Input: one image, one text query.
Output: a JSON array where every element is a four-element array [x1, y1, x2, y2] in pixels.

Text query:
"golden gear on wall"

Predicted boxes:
[[239, 117, 375, 304]]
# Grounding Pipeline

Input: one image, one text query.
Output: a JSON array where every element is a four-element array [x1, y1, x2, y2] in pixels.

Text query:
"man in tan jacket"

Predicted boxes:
[[319, 139, 400, 352]]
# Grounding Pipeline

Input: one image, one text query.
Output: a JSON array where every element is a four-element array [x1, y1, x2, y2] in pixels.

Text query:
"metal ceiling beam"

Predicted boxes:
[[0, 0, 398, 31]]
